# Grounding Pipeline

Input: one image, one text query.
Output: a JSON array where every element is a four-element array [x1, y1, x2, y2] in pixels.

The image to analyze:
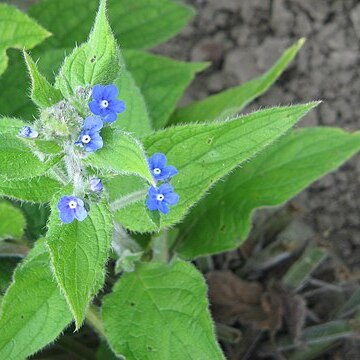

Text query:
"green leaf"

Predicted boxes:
[[0, 201, 25, 240], [87, 128, 154, 184], [107, 175, 158, 233], [139, 104, 318, 232], [0, 176, 62, 203], [54, 0, 121, 98], [176, 127, 360, 259], [170, 39, 305, 125], [0, 258, 19, 294], [0, 3, 50, 76], [21, 203, 51, 240], [0, 120, 61, 179], [124, 50, 208, 130], [46, 197, 113, 328], [282, 247, 327, 290], [0, 240, 72, 360], [113, 70, 153, 137], [0, 49, 66, 118], [29, 0, 194, 50], [23, 51, 63, 108], [102, 259, 225, 360]]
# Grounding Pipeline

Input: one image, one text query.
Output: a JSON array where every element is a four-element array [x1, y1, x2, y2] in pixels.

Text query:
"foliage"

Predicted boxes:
[[0, 0, 359, 359]]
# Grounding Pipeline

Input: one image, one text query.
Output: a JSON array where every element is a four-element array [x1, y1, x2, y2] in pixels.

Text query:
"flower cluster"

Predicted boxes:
[[58, 84, 125, 224], [146, 153, 179, 214]]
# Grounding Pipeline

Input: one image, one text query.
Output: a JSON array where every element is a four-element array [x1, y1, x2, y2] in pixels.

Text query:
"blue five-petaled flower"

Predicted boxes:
[[89, 84, 125, 123], [146, 183, 179, 214], [148, 153, 178, 182], [57, 196, 88, 224], [75, 117, 103, 152]]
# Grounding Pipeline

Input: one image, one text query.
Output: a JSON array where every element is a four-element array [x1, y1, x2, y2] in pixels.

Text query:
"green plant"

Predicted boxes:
[[0, 1, 360, 359]]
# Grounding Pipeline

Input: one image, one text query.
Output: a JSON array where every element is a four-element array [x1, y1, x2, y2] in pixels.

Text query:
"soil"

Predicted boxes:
[[154, 0, 360, 270]]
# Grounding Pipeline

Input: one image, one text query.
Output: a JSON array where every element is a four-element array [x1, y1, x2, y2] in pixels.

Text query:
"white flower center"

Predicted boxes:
[[68, 200, 77, 209], [82, 135, 91, 144], [153, 168, 162, 175], [100, 99, 109, 108], [156, 194, 165, 201]]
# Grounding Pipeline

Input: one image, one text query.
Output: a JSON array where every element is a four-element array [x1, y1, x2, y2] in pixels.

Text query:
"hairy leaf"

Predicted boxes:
[[87, 128, 154, 184], [102, 260, 224, 359], [54, 0, 121, 98], [0, 201, 25, 240], [107, 175, 158, 233], [29, 0, 194, 50], [0, 3, 50, 76], [113, 70, 153, 137], [176, 127, 360, 258], [0, 176, 62, 203], [46, 197, 113, 328], [124, 50, 208, 130], [170, 39, 305, 125], [23, 51, 63, 108], [0, 240, 72, 360], [136, 104, 317, 232], [0, 120, 61, 179]]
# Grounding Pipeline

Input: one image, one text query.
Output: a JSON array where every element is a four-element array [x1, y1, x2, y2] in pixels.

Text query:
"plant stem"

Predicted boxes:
[[152, 230, 169, 263], [110, 189, 148, 212], [112, 222, 141, 257], [50, 165, 69, 185], [86, 304, 105, 338]]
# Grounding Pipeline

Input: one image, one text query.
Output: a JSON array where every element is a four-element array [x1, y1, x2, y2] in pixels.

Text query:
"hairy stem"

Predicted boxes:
[[110, 189, 148, 212], [86, 304, 105, 338]]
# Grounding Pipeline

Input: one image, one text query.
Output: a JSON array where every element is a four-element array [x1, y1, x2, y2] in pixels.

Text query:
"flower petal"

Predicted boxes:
[[164, 192, 179, 205], [150, 153, 167, 169], [60, 208, 75, 224], [103, 111, 118, 123], [159, 165, 178, 180], [157, 201, 169, 214], [89, 100, 101, 115], [102, 84, 118, 100], [92, 85, 105, 101], [74, 206, 88, 221], [109, 99, 126, 113], [83, 116, 103, 131], [158, 183, 174, 194], [146, 197, 158, 211]]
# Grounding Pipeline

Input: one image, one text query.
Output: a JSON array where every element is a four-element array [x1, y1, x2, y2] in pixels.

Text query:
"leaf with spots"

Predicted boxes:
[[102, 259, 225, 359], [46, 196, 113, 328], [0, 240, 72, 360]]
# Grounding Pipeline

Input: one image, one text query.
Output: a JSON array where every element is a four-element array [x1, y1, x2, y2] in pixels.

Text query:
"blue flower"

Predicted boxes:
[[90, 178, 103, 192], [19, 126, 38, 139], [148, 153, 178, 182], [75, 117, 103, 152], [146, 183, 179, 214], [57, 196, 88, 224], [89, 84, 125, 123]]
